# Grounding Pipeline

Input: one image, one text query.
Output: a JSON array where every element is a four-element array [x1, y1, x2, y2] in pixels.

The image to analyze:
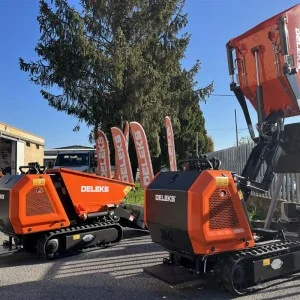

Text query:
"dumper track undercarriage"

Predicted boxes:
[[215, 239, 300, 294], [13, 220, 123, 259]]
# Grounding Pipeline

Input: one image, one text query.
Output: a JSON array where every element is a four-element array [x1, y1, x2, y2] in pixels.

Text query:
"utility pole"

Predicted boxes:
[[196, 132, 199, 156], [235, 109, 239, 146]]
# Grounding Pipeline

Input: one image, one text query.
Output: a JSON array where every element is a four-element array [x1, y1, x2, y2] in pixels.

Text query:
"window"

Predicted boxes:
[[55, 153, 90, 167], [26, 142, 30, 147]]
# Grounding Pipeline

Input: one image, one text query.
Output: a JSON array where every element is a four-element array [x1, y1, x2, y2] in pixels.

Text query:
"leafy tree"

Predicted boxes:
[[20, 0, 213, 169], [237, 136, 253, 146]]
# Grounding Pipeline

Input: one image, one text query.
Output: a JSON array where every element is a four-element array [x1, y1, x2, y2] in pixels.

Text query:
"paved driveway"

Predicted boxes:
[[0, 229, 299, 300]]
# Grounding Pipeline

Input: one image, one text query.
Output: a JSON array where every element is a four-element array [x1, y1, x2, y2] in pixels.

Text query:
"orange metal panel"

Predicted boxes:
[[229, 4, 300, 118], [10, 174, 70, 235], [188, 170, 255, 255], [56, 168, 134, 217]]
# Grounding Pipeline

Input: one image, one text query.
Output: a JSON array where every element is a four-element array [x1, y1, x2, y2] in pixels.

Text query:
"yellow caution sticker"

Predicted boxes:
[[73, 234, 80, 240], [238, 190, 244, 200], [263, 258, 271, 266], [215, 177, 229, 187], [33, 178, 45, 186], [123, 186, 132, 196]]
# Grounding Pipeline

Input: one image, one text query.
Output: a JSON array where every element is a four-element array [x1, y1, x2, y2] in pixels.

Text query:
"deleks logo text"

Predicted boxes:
[[114, 134, 130, 182], [96, 136, 108, 177], [166, 126, 175, 167], [296, 28, 300, 69], [134, 130, 151, 186], [81, 186, 109, 192]]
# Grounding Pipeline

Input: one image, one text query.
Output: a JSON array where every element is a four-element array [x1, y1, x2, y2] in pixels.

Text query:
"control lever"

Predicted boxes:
[[233, 174, 267, 193]]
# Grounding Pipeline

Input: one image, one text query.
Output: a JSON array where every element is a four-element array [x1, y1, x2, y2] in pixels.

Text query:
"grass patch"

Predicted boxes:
[[124, 182, 144, 205], [247, 204, 264, 221]]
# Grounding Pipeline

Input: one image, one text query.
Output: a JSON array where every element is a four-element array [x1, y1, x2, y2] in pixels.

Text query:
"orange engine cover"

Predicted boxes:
[[145, 170, 255, 255], [10, 174, 70, 235], [188, 170, 255, 254]]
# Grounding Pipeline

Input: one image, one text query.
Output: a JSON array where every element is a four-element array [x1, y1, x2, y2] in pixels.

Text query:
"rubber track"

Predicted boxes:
[[36, 221, 122, 259], [218, 240, 300, 295]]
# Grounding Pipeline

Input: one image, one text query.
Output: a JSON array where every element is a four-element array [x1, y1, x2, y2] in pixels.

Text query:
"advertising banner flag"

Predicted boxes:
[[111, 127, 134, 183], [129, 122, 154, 188], [124, 121, 130, 150], [165, 116, 177, 171], [96, 130, 111, 178]]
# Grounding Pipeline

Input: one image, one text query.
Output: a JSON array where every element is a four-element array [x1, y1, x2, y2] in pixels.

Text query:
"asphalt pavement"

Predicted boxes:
[[0, 229, 299, 300]]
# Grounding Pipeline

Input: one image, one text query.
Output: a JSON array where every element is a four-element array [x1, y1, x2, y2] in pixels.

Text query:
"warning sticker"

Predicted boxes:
[[33, 178, 45, 186], [263, 258, 271, 266], [215, 177, 229, 186], [73, 234, 80, 240], [238, 190, 243, 200], [123, 186, 132, 196]]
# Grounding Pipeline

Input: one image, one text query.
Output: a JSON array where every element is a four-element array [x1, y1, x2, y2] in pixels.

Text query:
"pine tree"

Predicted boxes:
[[155, 61, 214, 171], [20, 0, 213, 166]]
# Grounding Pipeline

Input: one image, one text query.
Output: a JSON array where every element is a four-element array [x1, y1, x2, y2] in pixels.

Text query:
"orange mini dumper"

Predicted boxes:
[[0, 165, 134, 258], [144, 4, 300, 295]]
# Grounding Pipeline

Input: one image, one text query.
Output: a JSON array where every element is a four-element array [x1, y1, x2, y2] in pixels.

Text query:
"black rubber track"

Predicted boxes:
[[36, 221, 122, 259], [216, 240, 300, 295]]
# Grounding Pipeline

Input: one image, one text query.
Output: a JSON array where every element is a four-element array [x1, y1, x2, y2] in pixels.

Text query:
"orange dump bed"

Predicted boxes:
[[228, 4, 300, 118], [47, 168, 134, 218]]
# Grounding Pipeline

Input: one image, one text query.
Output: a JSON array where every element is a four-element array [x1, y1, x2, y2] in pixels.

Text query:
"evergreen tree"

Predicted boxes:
[[20, 0, 213, 167], [155, 62, 214, 172]]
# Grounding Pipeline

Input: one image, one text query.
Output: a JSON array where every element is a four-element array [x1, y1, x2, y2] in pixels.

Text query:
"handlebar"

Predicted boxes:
[[19, 163, 47, 174], [178, 155, 221, 172]]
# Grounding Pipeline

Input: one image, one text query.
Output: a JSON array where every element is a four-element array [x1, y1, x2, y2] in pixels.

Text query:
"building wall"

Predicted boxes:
[[16, 141, 25, 173], [0, 122, 45, 171], [0, 122, 44, 145], [24, 143, 44, 165]]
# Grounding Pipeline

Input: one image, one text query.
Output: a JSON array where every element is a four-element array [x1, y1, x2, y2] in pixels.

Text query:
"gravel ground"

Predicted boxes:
[[0, 229, 300, 300]]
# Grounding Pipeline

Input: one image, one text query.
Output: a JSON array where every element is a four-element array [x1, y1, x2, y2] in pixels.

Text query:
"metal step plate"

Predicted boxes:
[[144, 263, 208, 288]]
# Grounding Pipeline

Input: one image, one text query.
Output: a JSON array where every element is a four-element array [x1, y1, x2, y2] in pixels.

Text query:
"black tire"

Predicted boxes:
[[221, 256, 251, 295]]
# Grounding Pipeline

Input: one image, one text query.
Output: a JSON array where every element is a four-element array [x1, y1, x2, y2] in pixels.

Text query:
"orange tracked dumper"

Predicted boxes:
[[0, 165, 134, 258], [144, 4, 300, 295]]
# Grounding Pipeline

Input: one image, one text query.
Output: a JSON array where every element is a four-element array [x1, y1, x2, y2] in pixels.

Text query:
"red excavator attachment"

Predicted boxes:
[[228, 4, 300, 118], [225, 4, 300, 196]]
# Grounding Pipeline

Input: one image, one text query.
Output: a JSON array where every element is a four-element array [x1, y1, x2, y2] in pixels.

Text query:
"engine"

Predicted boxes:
[[145, 167, 255, 255]]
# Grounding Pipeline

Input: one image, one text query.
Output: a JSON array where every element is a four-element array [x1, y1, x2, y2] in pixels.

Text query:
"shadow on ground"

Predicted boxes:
[[0, 228, 300, 300], [0, 228, 150, 268]]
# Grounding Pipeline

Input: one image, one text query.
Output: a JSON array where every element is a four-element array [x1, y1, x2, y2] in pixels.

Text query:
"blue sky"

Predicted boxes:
[[0, 0, 299, 151]]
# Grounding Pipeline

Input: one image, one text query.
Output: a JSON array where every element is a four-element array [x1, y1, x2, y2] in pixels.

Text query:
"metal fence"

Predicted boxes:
[[206, 143, 300, 202]]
